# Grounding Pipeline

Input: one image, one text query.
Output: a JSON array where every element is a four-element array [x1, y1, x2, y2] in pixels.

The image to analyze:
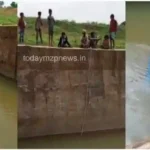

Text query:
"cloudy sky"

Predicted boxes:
[[7, 0, 125, 24]]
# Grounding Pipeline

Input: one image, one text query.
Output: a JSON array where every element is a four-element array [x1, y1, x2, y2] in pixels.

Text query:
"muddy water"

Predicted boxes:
[[126, 2, 150, 45], [126, 43, 150, 146], [18, 130, 124, 149], [0, 76, 17, 148]]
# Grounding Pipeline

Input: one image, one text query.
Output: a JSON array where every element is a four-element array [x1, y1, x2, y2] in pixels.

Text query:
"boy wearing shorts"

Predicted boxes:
[[47, 9, 55, 46], [18, 12, 25, 43], [35, 11, 43, 44], [109, 14, 118, 49]]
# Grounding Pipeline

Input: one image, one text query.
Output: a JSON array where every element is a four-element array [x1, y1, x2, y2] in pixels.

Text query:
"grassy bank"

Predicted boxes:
[[0, 8, 17, 25], [0, 8, 125, 48], [22, 17, 125, 48]]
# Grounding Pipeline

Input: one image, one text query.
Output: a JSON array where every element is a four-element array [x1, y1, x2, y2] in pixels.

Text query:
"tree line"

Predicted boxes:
[[0, 1, 17, 8]]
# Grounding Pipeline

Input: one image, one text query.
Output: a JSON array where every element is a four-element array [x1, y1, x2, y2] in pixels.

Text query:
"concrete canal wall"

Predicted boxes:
[[17, 46, 125, 138], [0, 26, 17, 78], [0, 26, 125, 138]]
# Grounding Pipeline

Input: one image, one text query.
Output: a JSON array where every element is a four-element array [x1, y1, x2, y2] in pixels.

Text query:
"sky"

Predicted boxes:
[[18, 0, 125, 24]]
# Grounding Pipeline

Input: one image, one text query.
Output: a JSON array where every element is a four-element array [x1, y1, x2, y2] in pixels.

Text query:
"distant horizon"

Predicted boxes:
[[22, 15, 125, 25], [18, 0, 125, 24]]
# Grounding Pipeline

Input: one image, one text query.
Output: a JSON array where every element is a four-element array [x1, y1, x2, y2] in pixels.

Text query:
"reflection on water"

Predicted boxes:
[[0, 76, 17, 148], [19, 130, 125, 149], [126, 43, 150, 145]]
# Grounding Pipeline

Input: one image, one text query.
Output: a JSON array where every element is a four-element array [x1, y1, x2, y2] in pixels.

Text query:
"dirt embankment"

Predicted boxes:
[[0, 7, 17, 15]]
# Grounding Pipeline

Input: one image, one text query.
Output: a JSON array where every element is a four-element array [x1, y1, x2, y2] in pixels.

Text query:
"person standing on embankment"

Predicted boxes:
[[18, 12, 26, 43], [35, 11, 43, 44], [109, 14, 118, 49], [47, 9, 55, 46]]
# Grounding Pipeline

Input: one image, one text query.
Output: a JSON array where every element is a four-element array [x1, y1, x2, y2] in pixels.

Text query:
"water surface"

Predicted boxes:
[[126, 43, 150, 145], [126, 2, 150, 45], [126, 2, 150, 145], [18, 130, 125, 149], [0, 76, 17, 148]]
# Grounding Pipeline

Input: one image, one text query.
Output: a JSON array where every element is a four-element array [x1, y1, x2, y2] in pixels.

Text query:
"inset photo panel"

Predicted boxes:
[[17, 0, 125, 149], [126, 1, 150, 149]]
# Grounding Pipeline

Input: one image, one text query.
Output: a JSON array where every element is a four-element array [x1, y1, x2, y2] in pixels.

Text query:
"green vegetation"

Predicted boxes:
[[23, 17, 125, 48], [0, 7, 125, 48], [10, 1, 18, 8], [0, 1, 17, 8], [0, 1, 4, 7], [0, 8, 17, 25]]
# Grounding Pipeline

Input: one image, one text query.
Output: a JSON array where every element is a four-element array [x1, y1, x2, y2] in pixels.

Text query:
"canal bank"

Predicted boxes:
[[0, 26, 17, 79], [17, 46, 125, 138], [17, 46, 125, 148]]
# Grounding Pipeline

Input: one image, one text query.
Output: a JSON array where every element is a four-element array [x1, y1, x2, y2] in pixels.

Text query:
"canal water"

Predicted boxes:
[[126, 43, 150, 146], [18, 130, 124, 148], [126, 2, 150, 147], [0, 76, 17, 148]]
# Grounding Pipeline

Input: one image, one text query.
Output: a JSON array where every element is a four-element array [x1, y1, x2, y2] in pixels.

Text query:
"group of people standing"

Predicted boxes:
[[18, 9, 118, 49], [18, 9, 55, 46]]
